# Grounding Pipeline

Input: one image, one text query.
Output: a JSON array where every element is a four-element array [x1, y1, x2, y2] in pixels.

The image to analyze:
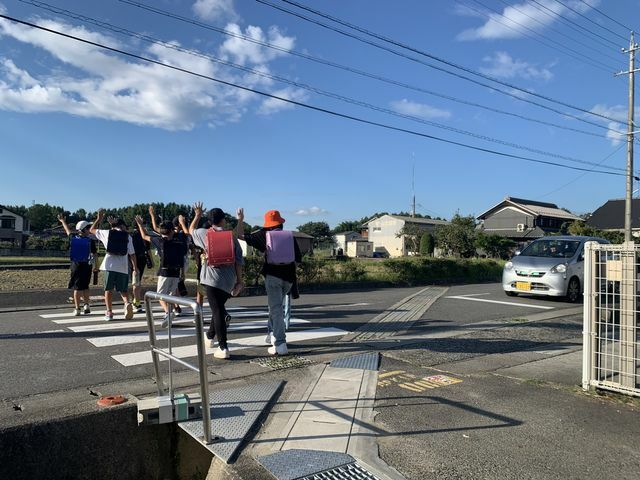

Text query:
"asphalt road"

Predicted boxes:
[[0, 283, 579, 400]]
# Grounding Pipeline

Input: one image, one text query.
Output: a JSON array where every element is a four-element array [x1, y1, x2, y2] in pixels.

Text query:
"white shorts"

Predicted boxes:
[[157, 276, 180, 296]]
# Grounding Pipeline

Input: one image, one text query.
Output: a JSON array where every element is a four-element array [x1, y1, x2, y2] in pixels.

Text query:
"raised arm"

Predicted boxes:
[[148, 205, 160, 234], [134, 215, 152, 242], [57, 213, 73, 236], [189, 202, 203, 235], [235, 208, 245, 240], [178, 214, 189, 235], [89, 209, 104, 235]]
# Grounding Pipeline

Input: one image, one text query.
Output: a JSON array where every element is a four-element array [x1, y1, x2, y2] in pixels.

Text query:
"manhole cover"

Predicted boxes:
[[250, 355, 313, 370], [301, 462, 379, 480]]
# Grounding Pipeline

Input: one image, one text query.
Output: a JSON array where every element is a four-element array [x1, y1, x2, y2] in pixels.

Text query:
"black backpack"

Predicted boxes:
[[131, 231, 147, 257], [106, 230, 129, 256], [161, 238, 187, 269]]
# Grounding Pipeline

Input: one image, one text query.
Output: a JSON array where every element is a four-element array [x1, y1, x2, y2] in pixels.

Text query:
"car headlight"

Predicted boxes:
[[551, 263, 567, 273], [504, 261, 513, 270]]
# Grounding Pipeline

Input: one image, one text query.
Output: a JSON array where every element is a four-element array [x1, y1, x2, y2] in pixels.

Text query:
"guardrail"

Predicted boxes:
[[144, 291, 214, 443]]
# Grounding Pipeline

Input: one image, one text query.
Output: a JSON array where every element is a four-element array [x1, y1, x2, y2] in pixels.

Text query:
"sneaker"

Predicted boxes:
[[268, 343, 288, 356], [124, 302, 134, 320], [161, 312, 175, 329], [264, 333, 273, 345], [174, 305, 182, 317], [83, 304, 91, 315], [104, 311, 114, 322], [203, 336, 215, 350], [225, 314, 232, 328], [134, 303, 144, 314], [73, 308, 81, 317], [213, 347, 230, 359]]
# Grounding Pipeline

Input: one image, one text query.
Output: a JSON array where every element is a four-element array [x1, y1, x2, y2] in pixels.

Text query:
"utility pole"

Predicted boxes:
[[411, 162, 416, 218], [617, 32, 639, 242]]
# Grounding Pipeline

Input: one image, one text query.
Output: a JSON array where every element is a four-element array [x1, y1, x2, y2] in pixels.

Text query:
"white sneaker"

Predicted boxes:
[[264, 333, 273, 345], [213, 347, 230, 359], [73, 308, 81, 317], [268, 343, 289, 356], [83, 304, 91, 315], [104, 311, 114, 322], [124, 302, 134, 320], [203, 336, 215, 349]]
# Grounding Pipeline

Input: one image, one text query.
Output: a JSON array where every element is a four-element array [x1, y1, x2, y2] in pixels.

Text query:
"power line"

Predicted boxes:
[[539, 143, 626, 198], [550, 0, 628, 42], [492, 0, 623, 66], [464, 0, 618, 72], [528, 0, 622, 49], [577, 0, 634, 33], [0, 12, 632, 180], [265, 0, 625, 124], [119, 0, 628, 137], [17, 0, 627, 171]]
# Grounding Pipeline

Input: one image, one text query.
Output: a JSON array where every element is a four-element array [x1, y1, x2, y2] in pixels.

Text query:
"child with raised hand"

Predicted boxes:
[[58, 213, 97, 316], [189, 202, 244, 360], [90, 209, 138, 321]]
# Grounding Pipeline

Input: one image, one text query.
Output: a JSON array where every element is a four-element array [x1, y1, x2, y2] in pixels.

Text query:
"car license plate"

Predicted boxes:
[[515, 282, 531, 291]]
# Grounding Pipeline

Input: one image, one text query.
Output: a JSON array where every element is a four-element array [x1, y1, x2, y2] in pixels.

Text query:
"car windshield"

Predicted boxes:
[[520, 239, 581, 258]]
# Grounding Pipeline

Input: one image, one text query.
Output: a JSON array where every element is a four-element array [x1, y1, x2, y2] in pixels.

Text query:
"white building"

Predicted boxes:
[[364, 214, 448, 258], [346, 239, 373, 258], [334, 231, 362, 253], [0, 205, 30, 247]]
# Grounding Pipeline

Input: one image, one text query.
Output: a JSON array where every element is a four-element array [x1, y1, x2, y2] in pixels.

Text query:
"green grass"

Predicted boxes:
[[0, 256, 69, 265]]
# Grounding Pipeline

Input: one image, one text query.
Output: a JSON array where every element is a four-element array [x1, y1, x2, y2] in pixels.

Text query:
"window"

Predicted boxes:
[[0, 217, 15, 229], [372, 227, 382, 232]]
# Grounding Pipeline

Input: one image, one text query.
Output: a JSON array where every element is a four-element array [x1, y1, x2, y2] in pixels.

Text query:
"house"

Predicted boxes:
[[334, 231, 362, 254], [477, 197, 581, 242], [586, 199, 640, 233], [0, 205, 30, 247], [346, 238, 374, 258], [364, 215, 449, 258]]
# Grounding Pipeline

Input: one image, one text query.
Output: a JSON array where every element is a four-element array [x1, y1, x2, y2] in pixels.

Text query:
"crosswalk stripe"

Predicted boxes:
[[40, 306, 249, 319], [86, 319, 311, 347], [51, 309, 269, 325], [111, 327, 349, 366]]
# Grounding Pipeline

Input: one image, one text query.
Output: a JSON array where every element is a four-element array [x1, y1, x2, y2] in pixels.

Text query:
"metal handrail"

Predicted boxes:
[[144, 291, 213, 444]]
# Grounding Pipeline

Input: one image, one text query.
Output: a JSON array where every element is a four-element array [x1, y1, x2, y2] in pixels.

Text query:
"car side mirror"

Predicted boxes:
[[514, 250, 521, 256]]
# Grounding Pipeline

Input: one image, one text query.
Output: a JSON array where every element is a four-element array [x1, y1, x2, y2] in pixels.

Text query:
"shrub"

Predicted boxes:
[[420, 233, 435, 256], [297, 255, 325, 284], [0, 241, 16, 249], [25, 236, 45, 250], [338, 260, 367, 282], [381, 257, 503, 285], [44, 236, 67, 251], [242, 256, 263, 287]]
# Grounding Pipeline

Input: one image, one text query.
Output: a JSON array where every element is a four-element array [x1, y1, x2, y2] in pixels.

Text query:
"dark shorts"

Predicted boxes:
[[104, 271, 129, 293], [134, 255, 146, 280], [68, 261, 92, 291]]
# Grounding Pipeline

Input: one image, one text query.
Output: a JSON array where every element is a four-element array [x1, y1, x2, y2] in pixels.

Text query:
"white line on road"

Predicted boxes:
[[40, 306, 248, 319], [455, 293, 491, 297], [111, 327, 348, 366], [86, 319, 311, 347], [51, 310, 271, 325], [445, 296, 554, 310]]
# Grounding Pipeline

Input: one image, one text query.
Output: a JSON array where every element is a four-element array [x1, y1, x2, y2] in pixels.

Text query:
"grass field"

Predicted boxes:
[[0, 256, 69, 265]]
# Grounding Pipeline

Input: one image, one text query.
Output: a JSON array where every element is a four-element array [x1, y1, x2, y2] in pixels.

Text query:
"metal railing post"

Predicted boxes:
[[145, 294, 165, 395], [193, 304, 213, 443], [583, 242, 595, 391]]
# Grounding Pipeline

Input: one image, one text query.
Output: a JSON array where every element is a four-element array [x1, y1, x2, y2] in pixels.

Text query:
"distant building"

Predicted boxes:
[[586, 199, 640, 233], [477, 196, 581, 242], [0, 205, 30, 247], [346, 238, 373, 258], [334, 231, 362, 253], [364, 214, 449, 258]]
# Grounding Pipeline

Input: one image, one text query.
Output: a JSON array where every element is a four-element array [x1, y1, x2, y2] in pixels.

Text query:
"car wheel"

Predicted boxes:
[[566, 277, 581, 303], [505, 291, 518, 297]]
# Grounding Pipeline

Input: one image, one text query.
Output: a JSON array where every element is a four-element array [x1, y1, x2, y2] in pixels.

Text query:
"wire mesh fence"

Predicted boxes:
[[583, 242, 640, 397]]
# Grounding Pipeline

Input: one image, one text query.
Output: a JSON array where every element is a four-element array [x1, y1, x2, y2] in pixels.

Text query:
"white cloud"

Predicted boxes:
[[258, 86, 308, 115], [192, 0, 238, 22], [480, 52, 553, 81], [389, 99, 451, 120], [219, 24, 295, 66], [0, 15, 300, 130], [458, 0, 599, 41], [295, 207, 328, 216], [589, 104, 628, 145]]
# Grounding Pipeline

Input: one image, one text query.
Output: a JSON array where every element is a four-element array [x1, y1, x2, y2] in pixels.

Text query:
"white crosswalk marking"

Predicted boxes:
[[111, 327, 348, 367]]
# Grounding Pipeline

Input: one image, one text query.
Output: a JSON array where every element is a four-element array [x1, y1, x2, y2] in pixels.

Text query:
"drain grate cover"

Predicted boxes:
[[251, 355, 314, 370], [330, 352, 379, 371], [258, 449, 380, 480]]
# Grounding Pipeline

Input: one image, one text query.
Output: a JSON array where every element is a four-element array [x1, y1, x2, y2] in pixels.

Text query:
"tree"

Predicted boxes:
[[25, 236, 45, 250], [562, 220, 624, 244], [396, 223, 426, 255], [475, 232, 515, 259], [298, 221, 334, 247], [26, 203, 64, 232], [420, 232, 435, 256], [435, 214, 477, 258], [333, 220, 361, 233]]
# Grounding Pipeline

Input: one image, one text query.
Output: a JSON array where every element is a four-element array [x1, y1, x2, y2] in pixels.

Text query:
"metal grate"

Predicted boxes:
[[583, 242, 640, 397], [330, 352, 379, 371], [300, 463, 379, 480], [251, 355, 314, 370]]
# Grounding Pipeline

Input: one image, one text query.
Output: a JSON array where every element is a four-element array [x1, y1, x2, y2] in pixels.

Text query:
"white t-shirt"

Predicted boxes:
[[95, 229, 135, 274]]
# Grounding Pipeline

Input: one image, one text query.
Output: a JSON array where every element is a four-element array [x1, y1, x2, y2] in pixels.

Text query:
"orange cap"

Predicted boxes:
[[263, 210, 286, 228]]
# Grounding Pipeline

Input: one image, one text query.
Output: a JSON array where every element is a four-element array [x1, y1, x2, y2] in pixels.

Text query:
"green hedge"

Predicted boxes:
[[380, 257, 504, 285]]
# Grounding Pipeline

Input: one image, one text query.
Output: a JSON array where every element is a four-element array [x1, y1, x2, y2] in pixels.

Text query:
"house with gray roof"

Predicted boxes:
[[586, 199, 640, 233], [477, 197, 581, 242], [364, 214, 449, 257]]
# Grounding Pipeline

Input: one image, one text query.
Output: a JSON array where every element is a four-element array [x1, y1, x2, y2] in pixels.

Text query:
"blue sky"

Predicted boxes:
[[0, 0, 638, 227]]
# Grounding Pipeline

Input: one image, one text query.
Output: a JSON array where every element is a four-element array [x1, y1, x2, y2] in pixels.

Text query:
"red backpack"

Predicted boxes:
[[206, 229, 236, 267]]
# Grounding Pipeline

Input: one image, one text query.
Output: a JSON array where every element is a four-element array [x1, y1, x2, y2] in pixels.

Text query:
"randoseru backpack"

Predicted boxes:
[[70, 236, 91, 262], [161, 238, 187, 269], [266, 230, 295, 264], [106, 230, 129, 255], [206, 229, 236, 267]]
